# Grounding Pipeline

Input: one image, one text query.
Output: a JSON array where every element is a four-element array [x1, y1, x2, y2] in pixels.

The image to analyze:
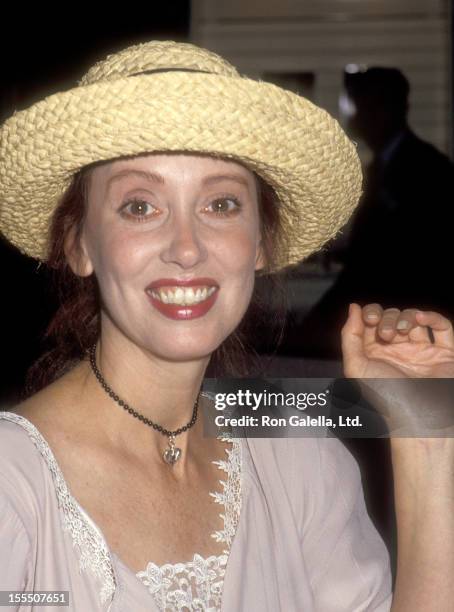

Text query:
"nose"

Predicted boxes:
[[160, 215, 207, 269]]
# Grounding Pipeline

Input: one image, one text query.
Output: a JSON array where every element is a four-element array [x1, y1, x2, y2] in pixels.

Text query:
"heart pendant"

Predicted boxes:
[[163, 445, 182, 465]]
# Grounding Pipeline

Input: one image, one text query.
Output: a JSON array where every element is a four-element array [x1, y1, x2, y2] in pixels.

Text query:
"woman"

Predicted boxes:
[[0, 40, 453, 612]]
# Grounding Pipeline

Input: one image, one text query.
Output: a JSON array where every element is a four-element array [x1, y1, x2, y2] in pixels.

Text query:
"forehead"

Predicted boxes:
[[89, 152, 257, 189]]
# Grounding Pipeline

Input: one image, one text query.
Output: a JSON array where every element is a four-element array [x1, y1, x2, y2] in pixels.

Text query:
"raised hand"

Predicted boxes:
[[341, 303, 454, 434], [340, 305, 454, 610], [341, 303, 454, 379]]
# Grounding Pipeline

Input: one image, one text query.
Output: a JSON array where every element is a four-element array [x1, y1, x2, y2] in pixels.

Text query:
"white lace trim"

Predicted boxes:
[[135, 432, 242, 611], [209, 434, 242, 554], [0, 411, 116, 605], [136, 553, 228, 612], [0, 404, 242, 611]]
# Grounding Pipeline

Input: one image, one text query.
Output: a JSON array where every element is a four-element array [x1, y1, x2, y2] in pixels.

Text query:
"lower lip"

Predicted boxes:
[[146, 289, 219, 320]]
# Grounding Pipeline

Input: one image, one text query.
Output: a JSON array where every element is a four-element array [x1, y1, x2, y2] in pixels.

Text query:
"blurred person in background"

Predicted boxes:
[[295, 67, 454, 360]]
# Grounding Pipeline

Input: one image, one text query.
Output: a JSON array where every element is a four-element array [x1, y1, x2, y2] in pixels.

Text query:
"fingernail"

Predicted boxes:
[[366, 312, 379, 319], [397, 320, 409, 330]]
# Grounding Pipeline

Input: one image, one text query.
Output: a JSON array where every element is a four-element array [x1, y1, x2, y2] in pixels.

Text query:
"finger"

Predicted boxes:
[[396, 308, 431, 342], [414, 311, 454, 348], [408, 324, 434, 343], [377, 308, 401, 341], [362, 304, 386, 345], [362, 303, 384, 326], [395, 309, 421, 334], [341, 303, 368, 376]]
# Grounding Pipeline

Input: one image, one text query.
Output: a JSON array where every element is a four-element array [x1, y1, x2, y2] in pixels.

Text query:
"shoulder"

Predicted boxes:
[[290, 436, 363, 510], [0, 367, 85, 510], [0, 411, 45, 471], [294, 436, 363, 514], [0, 411, 51, 524], [395, 130, 454, 176], [244, 434, 360, 483], [242, 435, 362, 523], [6, 359, 90, 450]]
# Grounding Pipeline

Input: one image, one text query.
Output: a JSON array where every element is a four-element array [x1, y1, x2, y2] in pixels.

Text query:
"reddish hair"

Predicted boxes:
[[24, 156, 288, 396]]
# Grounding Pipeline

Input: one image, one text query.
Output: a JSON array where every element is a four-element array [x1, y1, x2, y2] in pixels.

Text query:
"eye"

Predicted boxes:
[[204, 196, 242, 217], [119, 198, 159, 221]]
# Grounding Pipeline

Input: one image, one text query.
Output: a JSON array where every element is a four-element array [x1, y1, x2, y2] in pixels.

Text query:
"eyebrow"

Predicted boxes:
[[202, 173, 251, 190], [106, 169, 165, 191], [106, 169, 251, 192]]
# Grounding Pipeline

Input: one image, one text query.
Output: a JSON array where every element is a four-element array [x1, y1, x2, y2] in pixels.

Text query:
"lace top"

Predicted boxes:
[[0, 408, 241, 612], [134, 435, 242, 611], [0, 410, 395, 611]]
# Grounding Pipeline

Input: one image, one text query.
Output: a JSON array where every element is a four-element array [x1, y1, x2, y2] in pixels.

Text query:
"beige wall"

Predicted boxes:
[[191, 0, 452, 157]]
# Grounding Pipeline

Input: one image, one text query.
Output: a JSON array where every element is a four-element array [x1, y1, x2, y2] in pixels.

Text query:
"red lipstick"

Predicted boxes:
[[146, 277, 219, 289], [145, 277, 219, 320]]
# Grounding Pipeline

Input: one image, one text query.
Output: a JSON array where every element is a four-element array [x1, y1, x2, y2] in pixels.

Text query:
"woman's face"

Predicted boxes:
[[70, 153, 265, 362]]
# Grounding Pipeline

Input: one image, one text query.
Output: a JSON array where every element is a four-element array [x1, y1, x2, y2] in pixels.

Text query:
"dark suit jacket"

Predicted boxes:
[[343, 128, 454, 310]]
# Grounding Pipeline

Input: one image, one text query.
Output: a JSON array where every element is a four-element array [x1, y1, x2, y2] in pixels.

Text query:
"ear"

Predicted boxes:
[[63, 224, 94, 277], [255, 234, 266, 272]]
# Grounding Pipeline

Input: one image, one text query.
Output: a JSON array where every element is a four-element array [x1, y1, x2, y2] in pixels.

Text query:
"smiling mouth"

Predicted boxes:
[[146, 285, 218, 306]]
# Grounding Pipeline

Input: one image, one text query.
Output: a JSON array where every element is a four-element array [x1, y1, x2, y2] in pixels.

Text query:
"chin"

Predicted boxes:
[[153, 348, 215, 364], [141, 335, 221, 363]]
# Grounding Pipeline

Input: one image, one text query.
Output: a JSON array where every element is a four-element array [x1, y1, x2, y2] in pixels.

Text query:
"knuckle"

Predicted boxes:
[[364, 302, 382, 310], [401, 308, 417, 316]]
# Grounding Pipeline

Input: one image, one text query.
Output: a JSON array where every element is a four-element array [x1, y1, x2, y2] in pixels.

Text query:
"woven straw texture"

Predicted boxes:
[[0, 40, 362, 271]]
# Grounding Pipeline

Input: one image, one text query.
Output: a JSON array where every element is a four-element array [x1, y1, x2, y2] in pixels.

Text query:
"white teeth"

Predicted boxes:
[[185, 288, 195, 304], [150, 285, 217, 305], [174, 287, 184, 303]]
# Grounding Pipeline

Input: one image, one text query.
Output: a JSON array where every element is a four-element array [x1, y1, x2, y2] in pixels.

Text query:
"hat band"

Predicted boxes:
[[129, 67, 214, 77]]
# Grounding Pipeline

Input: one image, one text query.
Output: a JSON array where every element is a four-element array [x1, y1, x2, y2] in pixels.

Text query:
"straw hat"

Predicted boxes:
[[0, 40, 362, 272]]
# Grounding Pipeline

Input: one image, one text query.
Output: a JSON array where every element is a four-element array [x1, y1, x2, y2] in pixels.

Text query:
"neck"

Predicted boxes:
[[75, 332, 213, 463]]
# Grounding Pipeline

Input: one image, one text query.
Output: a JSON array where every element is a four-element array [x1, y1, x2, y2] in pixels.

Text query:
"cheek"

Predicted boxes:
[[215, 229, 259, 316], [85, 224, 152, 294], [216, 227, 258, 273]]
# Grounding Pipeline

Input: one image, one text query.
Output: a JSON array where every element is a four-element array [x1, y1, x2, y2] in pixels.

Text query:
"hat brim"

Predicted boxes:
[[0, 72, 362, 270]]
